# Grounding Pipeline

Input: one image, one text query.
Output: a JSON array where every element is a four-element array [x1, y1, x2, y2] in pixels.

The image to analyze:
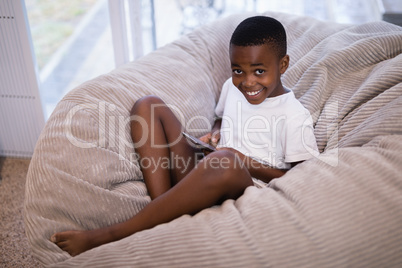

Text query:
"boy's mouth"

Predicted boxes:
[[245, 88, 264, 96]]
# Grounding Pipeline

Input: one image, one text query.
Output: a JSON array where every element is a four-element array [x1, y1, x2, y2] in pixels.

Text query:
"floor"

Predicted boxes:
[[0, 157, 41, 267]]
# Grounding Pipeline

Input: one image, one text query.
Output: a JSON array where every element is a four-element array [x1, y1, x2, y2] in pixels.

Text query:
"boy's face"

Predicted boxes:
[[230, 44, 289, 105]]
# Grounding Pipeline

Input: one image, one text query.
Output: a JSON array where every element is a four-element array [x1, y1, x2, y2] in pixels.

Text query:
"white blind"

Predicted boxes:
[[0, 0, 44, 157]]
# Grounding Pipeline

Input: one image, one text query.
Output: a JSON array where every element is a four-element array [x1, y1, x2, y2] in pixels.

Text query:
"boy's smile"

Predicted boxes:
[[230, 44, 289, 105]]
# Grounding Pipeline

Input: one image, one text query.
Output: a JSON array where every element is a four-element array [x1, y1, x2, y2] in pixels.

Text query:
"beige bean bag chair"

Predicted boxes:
[[24, 11, 402, 267]]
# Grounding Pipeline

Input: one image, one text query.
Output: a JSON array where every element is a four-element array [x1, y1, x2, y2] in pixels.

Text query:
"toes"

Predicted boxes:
[[50, 230, 87, 256], [51, 232, 69, 243], [50, 233, 59, 243], [51, 235, 75, 256]]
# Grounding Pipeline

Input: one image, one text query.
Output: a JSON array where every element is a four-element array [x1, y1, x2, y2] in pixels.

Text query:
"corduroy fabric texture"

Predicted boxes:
[[24, 12, 402, 267]]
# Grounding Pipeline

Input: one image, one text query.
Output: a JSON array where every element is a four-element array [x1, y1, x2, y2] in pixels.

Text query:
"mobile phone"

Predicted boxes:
[[182, 132, 216, 152]]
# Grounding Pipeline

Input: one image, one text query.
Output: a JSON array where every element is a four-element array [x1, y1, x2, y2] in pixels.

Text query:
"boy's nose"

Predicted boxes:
[[242, 76, 256, 88]]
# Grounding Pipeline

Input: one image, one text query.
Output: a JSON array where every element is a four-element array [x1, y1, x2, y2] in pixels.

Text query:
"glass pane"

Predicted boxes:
[[26, 0, 114, 119], [26, 0, 384, 119], [151, 0, 382, 49]]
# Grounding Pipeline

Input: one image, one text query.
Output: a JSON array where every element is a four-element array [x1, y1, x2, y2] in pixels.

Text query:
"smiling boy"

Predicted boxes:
[[51, 16, 319, 257], [204, 16, 318, 178]]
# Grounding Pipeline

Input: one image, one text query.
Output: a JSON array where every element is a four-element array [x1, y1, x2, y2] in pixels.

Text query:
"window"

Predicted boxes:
[[26, 0, 114, 118], [26, 0, 383, 119]]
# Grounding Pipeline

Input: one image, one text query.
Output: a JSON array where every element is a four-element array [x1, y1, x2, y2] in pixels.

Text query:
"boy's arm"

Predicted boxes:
[[218, 147, 288, 183], [199, 118, 222, 147]]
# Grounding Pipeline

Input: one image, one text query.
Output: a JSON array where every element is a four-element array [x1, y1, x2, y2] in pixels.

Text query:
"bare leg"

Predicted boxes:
[[130, 96, 201, 199], [51, 150, 253, 256]]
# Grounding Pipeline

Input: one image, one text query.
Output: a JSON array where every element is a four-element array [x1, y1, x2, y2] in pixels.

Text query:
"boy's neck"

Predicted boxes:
[[267, 84, 290, 98]]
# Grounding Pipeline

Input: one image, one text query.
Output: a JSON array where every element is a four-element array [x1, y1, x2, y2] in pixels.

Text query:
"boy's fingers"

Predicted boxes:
[[211, 133, 220, 146], [211, 130, 220, 140], [199, 133, 211, 143]]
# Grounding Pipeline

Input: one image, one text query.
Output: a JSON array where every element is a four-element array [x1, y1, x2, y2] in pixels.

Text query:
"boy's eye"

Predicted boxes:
[[255, 69, 265, 75], [233, 69, 242, 75]]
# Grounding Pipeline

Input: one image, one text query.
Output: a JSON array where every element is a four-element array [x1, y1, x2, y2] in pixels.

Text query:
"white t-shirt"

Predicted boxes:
[[215, 78, 319, 169]]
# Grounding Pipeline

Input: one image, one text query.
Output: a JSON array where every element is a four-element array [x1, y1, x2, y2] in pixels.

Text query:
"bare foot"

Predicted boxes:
[[51, 230, 96, 256]]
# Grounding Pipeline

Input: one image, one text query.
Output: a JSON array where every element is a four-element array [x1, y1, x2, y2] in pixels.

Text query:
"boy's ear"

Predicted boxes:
[[280, 55, 290, 74]]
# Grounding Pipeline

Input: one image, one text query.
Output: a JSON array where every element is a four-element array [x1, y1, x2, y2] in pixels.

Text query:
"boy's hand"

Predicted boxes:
[[198, 133, 212, 146], [199, 132, 220, 155], [199, 131, 220, 147]]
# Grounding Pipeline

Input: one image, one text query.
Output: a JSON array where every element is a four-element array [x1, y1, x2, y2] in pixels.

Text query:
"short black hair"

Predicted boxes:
[[230, 16, 287, 59]]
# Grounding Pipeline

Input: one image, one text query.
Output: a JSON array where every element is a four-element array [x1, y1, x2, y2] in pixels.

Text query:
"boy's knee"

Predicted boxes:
[[130, 95, 164, 116], [201, 150, 251, 199], [204, 150, 247, 183]]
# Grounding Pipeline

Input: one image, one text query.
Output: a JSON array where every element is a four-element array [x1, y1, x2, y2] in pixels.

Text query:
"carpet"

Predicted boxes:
[[0, 157, 41, 267]]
